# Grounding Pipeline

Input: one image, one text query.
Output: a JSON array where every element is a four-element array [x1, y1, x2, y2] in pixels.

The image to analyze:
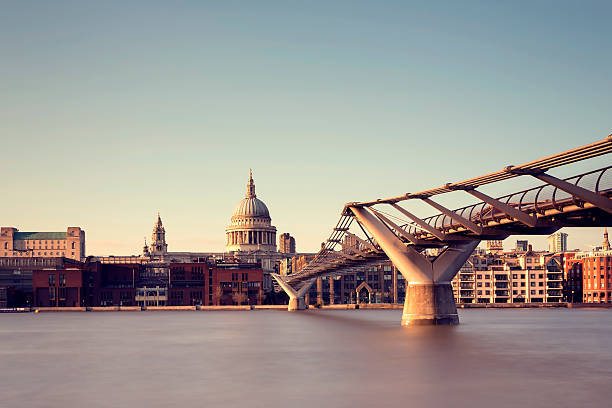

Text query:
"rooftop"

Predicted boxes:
[[13, 232, 67, 240]]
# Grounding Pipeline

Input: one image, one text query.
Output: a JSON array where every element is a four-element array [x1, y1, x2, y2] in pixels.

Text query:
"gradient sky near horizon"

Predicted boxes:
[[1, 1, 611, 255]]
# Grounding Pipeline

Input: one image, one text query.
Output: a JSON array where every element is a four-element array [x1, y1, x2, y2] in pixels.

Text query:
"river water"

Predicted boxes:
[[1, 309, 611, 408]]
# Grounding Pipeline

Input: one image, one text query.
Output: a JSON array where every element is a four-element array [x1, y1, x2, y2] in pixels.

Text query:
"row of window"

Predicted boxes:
[[475, 289, 545, 296], [48, 274, 66, 287], [3, 251, 76, 256], [586, 283, 612, 289], [584, 292, 612, 298], [3, 242, 77, 249]]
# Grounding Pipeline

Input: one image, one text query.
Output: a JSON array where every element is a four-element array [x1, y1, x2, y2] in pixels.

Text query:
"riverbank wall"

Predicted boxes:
[[3, 302, 612, 313]]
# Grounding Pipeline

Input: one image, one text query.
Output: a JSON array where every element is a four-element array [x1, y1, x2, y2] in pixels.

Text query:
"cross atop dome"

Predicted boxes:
[[246, 169, 257, 198]]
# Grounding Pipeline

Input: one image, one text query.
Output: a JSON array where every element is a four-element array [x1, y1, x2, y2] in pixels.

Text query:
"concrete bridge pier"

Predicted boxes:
[[271, 274, 315, 311], [288, 296, 307, 311], [402, 282, 458, 325], [350, 206, 479, 326]]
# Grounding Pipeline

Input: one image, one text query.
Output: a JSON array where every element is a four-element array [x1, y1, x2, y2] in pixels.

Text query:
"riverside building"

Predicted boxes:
[[564, 229, 611, 303], [1, 227, 85, 261], [451, 244, 565, 304]]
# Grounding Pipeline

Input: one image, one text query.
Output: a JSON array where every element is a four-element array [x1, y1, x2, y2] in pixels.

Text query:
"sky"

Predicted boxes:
[[1, 0, 611, 255]]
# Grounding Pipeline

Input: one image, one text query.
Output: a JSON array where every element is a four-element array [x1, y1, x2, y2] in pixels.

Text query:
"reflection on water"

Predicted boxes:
[[1, 309, 611, 408]]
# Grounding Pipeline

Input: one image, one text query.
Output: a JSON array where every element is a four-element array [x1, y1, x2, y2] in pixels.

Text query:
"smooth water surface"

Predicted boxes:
[[1, 309, 611, 408]]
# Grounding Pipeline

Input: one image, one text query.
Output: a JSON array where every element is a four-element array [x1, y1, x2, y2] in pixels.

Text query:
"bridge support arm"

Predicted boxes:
[[271, 274, 315, 311], [350, 206, 431, 283], [349, 206, 480, 326], [433, 240, 480, 282]]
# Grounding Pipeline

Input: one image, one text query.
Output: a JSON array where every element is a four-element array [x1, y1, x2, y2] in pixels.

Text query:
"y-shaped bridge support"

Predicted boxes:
[[271, 274, 316, 311], [351, 207, 479, 326]]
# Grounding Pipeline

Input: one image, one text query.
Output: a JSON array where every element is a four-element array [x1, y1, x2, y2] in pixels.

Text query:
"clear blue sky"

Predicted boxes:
[[1, 1, 610, 255]]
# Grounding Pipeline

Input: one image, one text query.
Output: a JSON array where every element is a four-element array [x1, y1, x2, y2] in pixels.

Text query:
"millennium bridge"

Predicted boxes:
[[273, 135, 612, 326]]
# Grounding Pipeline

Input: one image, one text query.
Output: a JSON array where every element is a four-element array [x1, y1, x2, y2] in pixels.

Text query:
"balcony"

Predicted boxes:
[[494, 290, 509, 297]]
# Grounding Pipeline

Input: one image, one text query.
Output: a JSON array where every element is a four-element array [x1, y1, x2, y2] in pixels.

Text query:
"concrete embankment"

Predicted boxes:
[[457, 303, 568, 309], [14, 302, 612, 313]]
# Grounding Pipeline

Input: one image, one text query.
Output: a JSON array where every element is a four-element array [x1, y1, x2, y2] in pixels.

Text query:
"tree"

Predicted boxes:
[[212, 286, 223, 306], [232, 291, 248, 306]]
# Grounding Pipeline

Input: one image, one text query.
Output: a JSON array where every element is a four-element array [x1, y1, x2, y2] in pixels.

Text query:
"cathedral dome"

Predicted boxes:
[[230, 170, 271, 220], [232, 197, 270, 218], [226, 170, 277, 254]]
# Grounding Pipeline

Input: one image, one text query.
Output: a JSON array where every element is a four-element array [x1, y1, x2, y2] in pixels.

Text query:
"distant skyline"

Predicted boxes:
[[1, 1, 611, 254]]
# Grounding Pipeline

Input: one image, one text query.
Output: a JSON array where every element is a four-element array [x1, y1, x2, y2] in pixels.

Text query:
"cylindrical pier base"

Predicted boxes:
[[401, 283, 458, 326], [288, 297, 307, 311]]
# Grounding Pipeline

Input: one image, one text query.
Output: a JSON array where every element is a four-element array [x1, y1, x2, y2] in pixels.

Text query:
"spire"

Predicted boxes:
[[155, 212, 163, 227], [246, 169, 256, 198], [604, 228, 610, 251]]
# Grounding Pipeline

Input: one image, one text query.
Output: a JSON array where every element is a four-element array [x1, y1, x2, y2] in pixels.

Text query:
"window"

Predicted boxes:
[[48, 274, 55, 286], [530, 282, 535, 287], [530, 274, 535, 279], [485, 290, 490, 295], [521, 274, 525, 279], [530, 290, 536, 295], [538, 282, 543, 287], [538, 274, 544, 279]]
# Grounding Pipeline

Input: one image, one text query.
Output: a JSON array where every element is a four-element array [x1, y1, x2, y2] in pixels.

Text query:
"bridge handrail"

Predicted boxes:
[[402, 166, 610, 235]]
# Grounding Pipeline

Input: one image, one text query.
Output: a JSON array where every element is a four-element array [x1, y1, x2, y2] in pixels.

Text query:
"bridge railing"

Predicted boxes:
[[403, 166, 611, 236]]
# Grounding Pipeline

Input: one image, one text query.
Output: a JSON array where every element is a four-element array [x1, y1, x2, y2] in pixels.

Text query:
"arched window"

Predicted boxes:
[[4, 242, 7, 249], [72, 242, 75, 249]]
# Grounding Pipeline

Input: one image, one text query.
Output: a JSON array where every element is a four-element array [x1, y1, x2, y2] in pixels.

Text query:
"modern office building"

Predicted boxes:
[[516, 240, 529, 252], [548, 232, 568, 253]]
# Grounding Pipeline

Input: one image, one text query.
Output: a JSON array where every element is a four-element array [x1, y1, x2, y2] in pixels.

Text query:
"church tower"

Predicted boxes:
[[151, 212, 168, 256], [603, 228, 610, 251]]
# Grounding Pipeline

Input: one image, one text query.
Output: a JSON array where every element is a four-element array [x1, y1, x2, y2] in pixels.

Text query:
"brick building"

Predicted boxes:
[[213, 262, 263, 306], [563, 252, 583, 303], [33, 264, 84, 307], [168, 262, 207, 306], [0, 257, 83, 307]]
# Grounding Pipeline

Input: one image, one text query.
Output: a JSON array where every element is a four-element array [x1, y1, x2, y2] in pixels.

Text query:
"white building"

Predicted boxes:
[[225, 171, 280, 291]]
